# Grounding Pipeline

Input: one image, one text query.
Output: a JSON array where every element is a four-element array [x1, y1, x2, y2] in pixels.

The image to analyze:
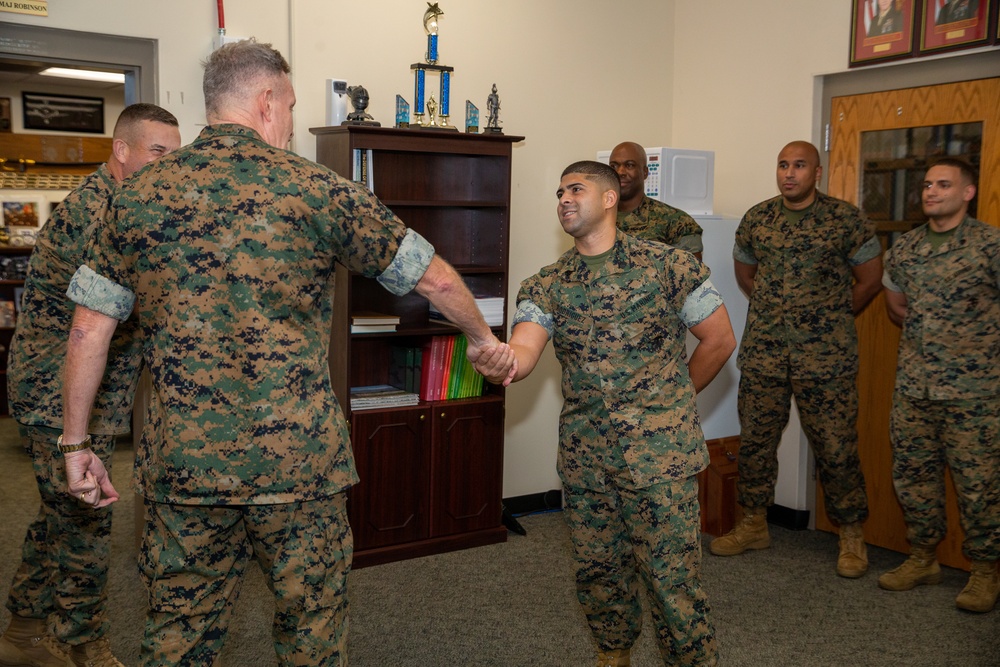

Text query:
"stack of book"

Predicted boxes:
[[350, 384, 420, 411], [429, 296, 505, 327], [418, 334, 485, 401], [351, 311, 399, 334]]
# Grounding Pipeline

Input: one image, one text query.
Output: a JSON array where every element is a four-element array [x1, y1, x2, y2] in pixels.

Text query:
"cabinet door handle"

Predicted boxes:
[[440, 412, 446, 419]]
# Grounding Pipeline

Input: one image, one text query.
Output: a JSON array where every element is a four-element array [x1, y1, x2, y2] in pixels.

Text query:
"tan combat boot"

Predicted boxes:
[[0, 614, 71, 667], [709, 506, 770, 556], [955, 560, 1000, 613], [596, 648, 631, 667], [877, 544, 942, 591], [68, 637, 124, 667], [836, 522, 868, 578]]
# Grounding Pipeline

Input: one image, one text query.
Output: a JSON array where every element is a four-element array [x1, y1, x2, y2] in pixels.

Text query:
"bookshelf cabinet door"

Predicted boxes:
[[430, 400, 504, 537], [349, 407, 432, 549]]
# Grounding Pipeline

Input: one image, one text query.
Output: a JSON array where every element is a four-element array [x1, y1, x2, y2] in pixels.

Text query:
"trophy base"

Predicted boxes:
[[465, 125, 479, 134], [483, 127, 504, 135], [415, 125, 459, 132], [341, 120, 382, 127]]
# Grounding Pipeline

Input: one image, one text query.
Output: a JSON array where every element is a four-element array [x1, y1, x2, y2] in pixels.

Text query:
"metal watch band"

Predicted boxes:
[[57, 434, 92, 454]]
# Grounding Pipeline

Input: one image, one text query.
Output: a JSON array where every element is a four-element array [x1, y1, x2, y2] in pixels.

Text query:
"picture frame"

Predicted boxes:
[[22, 91, 105, 134], [0, 195, 44, 248], [919, 0, 993, 53], [850, 0, 918, 66]]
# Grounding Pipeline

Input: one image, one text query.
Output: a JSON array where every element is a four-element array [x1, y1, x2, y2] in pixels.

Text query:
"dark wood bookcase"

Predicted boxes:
[[310, 125, 523, 567]]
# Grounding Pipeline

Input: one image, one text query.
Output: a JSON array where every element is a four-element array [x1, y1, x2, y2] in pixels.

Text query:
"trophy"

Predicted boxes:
[[395, 95, 410, 128], [410, 3, 457, 131], [343, 85, 381, 126], [464, 100, 479, 134], [484, 83, 502, 134]]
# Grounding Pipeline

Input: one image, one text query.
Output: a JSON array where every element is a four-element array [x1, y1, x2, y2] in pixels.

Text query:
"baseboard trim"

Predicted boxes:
[[503, 489, 563, 516], [767, 504, 810, 531]]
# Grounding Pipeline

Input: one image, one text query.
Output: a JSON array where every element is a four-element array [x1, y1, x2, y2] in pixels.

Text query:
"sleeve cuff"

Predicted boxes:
[[732, 242, 757, 265], [680, 278, 724, 328], [66, 265, 135, 322], [850, 235, 882, 266], [377, 229, 435, 296], [512, 300, 553, 339]]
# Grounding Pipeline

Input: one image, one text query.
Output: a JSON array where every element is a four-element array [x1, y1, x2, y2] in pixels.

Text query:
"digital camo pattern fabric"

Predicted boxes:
[[884, 216, 1000, 401], [513, 231, 715, 490], [7, 164, 143, 434], [563, 474, 717, 665], [69, 124, 423, 506], [733, 191, 879, 379], [7, 429, 117, 644], [889, 394, 1000, 560], [617, 196, 704, 254], [737, 373, 868, 523], [138, 495, 352, 666]]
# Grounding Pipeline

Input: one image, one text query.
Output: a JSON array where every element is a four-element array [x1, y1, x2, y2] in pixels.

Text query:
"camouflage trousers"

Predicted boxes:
[[737, 371, 868, 524], [890, 393, 1000, 560], [5, 425, 116, 645], [562, 451, 717, 666], [137, 494, 352, 667]]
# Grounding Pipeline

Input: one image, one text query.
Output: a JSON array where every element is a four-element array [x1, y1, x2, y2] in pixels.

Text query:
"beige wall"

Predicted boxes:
[[5, 1, 971, 503]]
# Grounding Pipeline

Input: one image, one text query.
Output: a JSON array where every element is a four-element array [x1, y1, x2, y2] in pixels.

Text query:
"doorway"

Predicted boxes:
[[816, 75, 1000, 570]]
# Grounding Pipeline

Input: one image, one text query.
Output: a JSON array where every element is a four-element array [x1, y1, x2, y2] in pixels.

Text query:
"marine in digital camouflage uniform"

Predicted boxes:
[[59, 42, 506, 667], [610, 141, 703, 258], [713, 141, 883, 579], [479, 160, 735, 666], [618, 197, 703, 256], [0, 104, 180, 667], [879, 158, 1000, 612]]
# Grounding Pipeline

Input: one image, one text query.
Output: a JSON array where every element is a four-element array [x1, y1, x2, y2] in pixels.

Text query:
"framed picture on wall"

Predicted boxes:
[[851, 0, 918, 66], [22, 91, 104, 134], [919, 0, 993, 53], [0, 196, 44, 247]]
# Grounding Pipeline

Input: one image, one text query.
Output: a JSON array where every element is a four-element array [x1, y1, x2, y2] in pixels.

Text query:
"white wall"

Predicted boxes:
[[1, 0, 677, 499]]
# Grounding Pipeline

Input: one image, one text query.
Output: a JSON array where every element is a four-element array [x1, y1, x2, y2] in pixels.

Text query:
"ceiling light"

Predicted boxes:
[[39, 67, 125, 84]]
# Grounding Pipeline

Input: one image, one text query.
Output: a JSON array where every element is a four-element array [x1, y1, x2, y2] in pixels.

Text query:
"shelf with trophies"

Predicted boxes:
[[309, 5, 522, 566]]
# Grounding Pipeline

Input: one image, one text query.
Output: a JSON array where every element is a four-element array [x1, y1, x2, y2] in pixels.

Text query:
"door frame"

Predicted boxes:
[[816, 49, 1000, 193]]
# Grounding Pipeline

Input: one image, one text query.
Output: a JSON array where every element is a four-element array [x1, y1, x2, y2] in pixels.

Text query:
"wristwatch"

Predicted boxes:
[[57, 434, 92, 454]]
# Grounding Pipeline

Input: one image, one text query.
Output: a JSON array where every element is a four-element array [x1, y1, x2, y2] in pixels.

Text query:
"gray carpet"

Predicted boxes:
[[1, 417, 997, 666]]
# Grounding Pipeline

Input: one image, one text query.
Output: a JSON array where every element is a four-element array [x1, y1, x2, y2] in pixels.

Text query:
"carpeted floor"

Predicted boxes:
[[1, 418, 997, 666]]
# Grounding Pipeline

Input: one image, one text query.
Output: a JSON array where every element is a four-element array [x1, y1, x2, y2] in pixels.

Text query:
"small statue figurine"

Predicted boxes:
[[485, 83, 502, 134], [344, 85, 381, 126]]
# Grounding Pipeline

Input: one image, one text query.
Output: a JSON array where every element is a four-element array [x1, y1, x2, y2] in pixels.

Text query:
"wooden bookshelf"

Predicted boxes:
[[311, 125, 523, 567]]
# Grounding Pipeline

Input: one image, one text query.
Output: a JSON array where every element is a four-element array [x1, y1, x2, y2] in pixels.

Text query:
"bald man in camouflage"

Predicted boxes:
[[713, 141, 883, 580]]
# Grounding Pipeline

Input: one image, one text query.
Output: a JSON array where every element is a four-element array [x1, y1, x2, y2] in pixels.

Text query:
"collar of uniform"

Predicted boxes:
[[557, 230, 637, 283], [196, 123, 268, 145], [913, 215, 975, 255]]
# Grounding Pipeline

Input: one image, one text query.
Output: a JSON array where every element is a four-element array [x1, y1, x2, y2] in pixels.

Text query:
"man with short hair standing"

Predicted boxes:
[[60, 40, 510, 666], [0, 103, 180, 667], [479, 160, 734, 666], [712, 141, 883, 579], [879, 157, 999, 613], [608, 141, 703, 260]]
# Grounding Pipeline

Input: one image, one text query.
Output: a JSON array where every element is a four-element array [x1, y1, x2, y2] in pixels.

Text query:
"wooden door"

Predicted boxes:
[[818, 78, 1000, 570]]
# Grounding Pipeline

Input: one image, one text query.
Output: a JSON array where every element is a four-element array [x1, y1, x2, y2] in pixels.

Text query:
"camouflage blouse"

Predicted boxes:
[[885, 216, 1000, 400], [8, 164, 144, 435], [617, 196, 703, 254], [514, 231, 720, 489], [69, 124, 431, 505], [734, 192, 879, 379]]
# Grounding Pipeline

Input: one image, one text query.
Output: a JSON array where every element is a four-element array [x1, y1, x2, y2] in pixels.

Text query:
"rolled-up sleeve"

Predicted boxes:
[[377, 229, 435, 296], [66, 265, 135, 322]]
